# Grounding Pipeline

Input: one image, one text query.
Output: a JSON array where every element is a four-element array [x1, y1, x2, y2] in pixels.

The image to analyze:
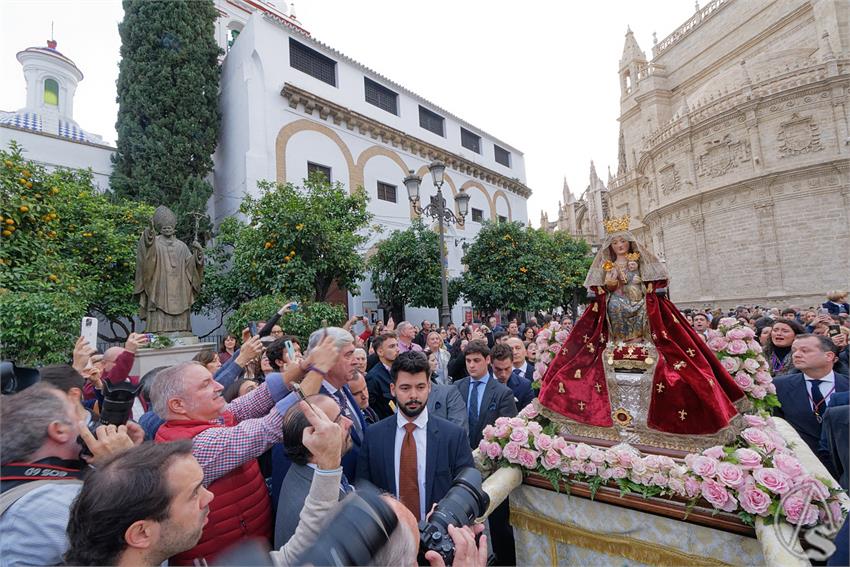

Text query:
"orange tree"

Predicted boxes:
[[0, 143, 153, 365], [198, 173, 373, 322]]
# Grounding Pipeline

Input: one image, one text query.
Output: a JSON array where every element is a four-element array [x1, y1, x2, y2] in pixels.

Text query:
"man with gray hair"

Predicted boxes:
[[396, 321, 423, 354], [153, 335, 340, 565], [270, 327, 368, 508], [0, 383, 138, 566]]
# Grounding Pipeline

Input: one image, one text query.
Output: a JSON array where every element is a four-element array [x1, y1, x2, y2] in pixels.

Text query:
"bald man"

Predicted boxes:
[[82, 332, 148, 401]]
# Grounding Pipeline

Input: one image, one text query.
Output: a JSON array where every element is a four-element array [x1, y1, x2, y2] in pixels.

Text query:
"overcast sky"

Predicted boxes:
[[0, 0, 697, 225]]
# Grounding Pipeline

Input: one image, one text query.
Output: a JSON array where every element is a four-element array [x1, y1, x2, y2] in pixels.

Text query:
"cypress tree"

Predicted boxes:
[[111, 0, 221, 241]]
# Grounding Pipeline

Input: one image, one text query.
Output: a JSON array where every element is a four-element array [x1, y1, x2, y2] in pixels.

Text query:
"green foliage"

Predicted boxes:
[[226, 294, 347, 345], [200, 174, 373, 314], [461, 221, 591, 314], [0, 144, 154, 365], [111, 0, 221, 241], [367, 219, 461, 321]]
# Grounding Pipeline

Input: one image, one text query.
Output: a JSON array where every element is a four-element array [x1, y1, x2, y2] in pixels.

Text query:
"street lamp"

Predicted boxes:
[[404, 160, 469, 327]]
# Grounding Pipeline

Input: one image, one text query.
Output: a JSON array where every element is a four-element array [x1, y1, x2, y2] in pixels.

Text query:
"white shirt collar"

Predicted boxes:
[[396, 406, 429, 430], [322, 379, 339, 394], [803, 371, 835, 384]]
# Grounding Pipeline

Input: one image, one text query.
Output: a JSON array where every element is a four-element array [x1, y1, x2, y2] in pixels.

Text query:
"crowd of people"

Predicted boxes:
[[0, 289, 848, 566]]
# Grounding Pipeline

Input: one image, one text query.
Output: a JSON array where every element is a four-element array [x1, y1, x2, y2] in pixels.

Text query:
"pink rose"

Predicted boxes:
[[782, 492, 820, 525], [766, 383, 776, 394], [482, 425, 496, 441], [534, 433, 554, 452], [552, 436, 567, 452], [643, 455, 661, 471], [701, 478, 737, 512], [828, 501, 844, 525], [527, 421, 543, 435], [741, 427, 773, 450], [575, 443, 592, 460], [727, 340, 748, 355], [717, 462, 747, 489], [535, 362, 547, 376], [720, 357, 740, 374], [706, 329, 722, 340], [708, 337, 729, 352], [502, 441, 521, 463], [747, 340, 763, 353], [727, 328, 746, 340], [510, 427, 528, 444], [539, 329, 552, 341], [743, 359, 760, 373], [589, 449, 606, 464], [668, 478, 686, 496], [599, 467, 613, 480], [493, 424, 509, 438], [753, 468, 791, 494], [684, 477, 702, 498], [519, 404, 539, 419], [518, 449, 539, 469], [796, 477, 830, 502], [735, 448, 763, 469], [548, 343, 562, 355], [734, 371, 754, 390], [541, 449, 561, 470], [741, 327, 756, 340], [583, 462, 598, 476], [569, 460, 583, 474], [703, 445, 726, 460], [508, 417, 525, 428], [750, 386, 767, 399], [755, 371, 772, 385], [767, 430, 787, 450], [486, 442, 503, 460], [650, 473, 668, 487], [689, 455, 719, 478], [739, 486, 772, 515], [555, 330, 569, 342], [744, 414, 767, 427], [540, 352, 553, 364], [561, 444, 577, 459], [611, 467, 628, 479], [720, 317, 739, 328]]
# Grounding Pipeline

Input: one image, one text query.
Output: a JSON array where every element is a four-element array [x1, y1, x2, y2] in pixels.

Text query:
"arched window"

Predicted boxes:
[[44, 78, 59, 106]]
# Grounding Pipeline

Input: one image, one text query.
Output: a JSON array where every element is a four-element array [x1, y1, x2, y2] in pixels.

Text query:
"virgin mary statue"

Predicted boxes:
[[538, 216, 749, 451]]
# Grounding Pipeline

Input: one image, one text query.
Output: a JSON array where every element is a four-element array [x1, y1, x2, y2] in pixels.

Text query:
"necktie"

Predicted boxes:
[[399, 422, 420, 520], [468, 380, 481, 428], [334, 390, 362, 435], [340, 473, 354, 495], [808, 379, 825, 418], [511, 368, 522, 382]]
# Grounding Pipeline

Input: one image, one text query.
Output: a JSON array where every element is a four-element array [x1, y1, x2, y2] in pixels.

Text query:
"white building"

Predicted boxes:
[[213, 4, 531, 324], [0, 40, 114, 190]]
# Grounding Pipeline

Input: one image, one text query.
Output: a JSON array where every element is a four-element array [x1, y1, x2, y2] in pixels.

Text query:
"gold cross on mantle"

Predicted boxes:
[[678, 409, 687, 421], [577, 401, 586, 411], [686, 348, 695, 358], [656, 382, 665, 393], [594, 383, 603, 393]]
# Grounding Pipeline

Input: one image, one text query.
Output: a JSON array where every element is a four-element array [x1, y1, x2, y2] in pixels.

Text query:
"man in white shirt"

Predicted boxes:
[[356, 352, 474, 521]]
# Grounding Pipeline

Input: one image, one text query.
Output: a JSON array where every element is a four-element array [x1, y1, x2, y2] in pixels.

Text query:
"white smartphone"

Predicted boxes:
[[81, 317, 98, 348]]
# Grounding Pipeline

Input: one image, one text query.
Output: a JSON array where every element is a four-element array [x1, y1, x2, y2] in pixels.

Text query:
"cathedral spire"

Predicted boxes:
[[620, 26, 646, 67], [563, 177, 575, 204]]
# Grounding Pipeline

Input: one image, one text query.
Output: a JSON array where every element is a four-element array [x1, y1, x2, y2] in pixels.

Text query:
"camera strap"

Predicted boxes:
[[1, 462, 85, 484]]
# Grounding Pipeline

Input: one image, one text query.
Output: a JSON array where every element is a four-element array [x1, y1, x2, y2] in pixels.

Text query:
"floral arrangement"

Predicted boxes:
[[705, 317, 780, 412], [531, 321, 568, 390], [479, 405, 845, 528]]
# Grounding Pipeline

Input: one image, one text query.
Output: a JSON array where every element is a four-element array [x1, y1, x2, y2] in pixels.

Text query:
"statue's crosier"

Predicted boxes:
[[133, 206, 204, 334], [538, 216, 750, 451]]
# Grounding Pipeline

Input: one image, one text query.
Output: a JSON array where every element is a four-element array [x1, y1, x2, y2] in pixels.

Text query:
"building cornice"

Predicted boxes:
[[280, 83, 532, 199], [0, 123, 115, 151]]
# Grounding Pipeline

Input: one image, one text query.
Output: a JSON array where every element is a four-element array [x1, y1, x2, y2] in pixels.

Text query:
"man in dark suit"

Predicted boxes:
[[357, 352, 474, 522], [773, 334, 848, 476], [427, 382, 469, 433], [453, 340, 518, 566], [274, 394, 354, 548], [491, 343, 535, 410], [506, 337, 535, 383], [365, 332, 399, 420], [348, 371, 379, 424], [454, 340, 518, 449]]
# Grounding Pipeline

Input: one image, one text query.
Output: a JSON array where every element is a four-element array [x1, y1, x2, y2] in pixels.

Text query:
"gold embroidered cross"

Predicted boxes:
[[582, 334, 589, 343], [587, 343, 595, 353], [577, 401, 586, 411], [678, 409, 687, 421], [599, 335, 605, 344], [656, 382, 665, 393], [558, 382, 565, 393], [594, 383, 602, 393], [574, 369, 582, 379], [686, 348, 695, 358], [673, 361, 686, 371]]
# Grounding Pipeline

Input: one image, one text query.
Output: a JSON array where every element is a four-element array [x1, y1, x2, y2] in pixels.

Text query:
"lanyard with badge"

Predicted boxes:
[[809, 384, 836, 423]]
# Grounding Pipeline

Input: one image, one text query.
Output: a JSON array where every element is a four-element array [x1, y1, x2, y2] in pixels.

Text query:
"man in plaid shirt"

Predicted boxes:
[[152, 335, 339, 565]]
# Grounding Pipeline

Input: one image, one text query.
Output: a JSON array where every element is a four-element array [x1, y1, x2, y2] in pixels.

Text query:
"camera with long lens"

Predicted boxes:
[[296, 489, 398, 566], [418, 467, 490, 566], [79, 380, 142, 455]]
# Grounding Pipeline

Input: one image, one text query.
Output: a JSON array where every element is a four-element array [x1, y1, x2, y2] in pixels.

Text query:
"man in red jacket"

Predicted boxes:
[[81, 332, 148, 401], [152, 335, 338, 565]]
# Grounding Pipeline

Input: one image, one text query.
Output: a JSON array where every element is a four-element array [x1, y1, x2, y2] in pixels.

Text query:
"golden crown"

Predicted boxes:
[[603, 215, 631, 233], [626, 252, 640, 262]]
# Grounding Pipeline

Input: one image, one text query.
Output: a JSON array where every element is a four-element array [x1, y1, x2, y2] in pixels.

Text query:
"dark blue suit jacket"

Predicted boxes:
[[271, 384, 367, 512], [356, 413, 474, 514], [366, 363, 394, 420], [508, 364, 536, 410], [773, 372, 849, 455]]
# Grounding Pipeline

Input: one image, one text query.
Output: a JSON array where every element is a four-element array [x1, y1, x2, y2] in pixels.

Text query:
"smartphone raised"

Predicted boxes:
[[81, 317, 98, 348], [248, 321, 258, 335], [284, 339, 297, 362], [828, 324, 841, 337]]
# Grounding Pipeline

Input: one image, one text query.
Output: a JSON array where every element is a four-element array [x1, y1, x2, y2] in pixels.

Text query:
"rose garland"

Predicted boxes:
[[705, 317, 780, 412], [479, 405, 845, 528], [531, 321, 566, 390]]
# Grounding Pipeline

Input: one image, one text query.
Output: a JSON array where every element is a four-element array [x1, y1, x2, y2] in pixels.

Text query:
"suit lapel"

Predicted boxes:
[[383, 419, 398, 495], [425, 418, 438, 508], [480, 376, 497, 422], [790, 374, 821, 439]]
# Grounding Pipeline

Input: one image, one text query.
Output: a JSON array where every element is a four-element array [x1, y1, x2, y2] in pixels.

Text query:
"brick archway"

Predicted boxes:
[[275, 119, 357, 191]]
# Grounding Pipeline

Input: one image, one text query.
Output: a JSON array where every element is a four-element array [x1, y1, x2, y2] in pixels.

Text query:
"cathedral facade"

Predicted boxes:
[[547, 0, 850, 309]]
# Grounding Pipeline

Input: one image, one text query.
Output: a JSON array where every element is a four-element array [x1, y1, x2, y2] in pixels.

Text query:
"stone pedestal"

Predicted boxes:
[[131, 342, 217, 377]]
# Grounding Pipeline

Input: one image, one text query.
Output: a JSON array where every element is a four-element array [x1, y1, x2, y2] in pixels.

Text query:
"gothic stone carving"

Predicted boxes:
[[659, 163, 681, 195], [696, 134, 751, 178], [777, 113, 822, 158]]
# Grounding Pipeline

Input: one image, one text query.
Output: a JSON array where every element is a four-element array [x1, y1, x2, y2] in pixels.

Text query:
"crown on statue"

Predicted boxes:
[[603, 215, 631, 234]]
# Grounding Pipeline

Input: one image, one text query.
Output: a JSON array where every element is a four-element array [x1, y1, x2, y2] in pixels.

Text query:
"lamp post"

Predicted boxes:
[[404, 160, 470, 328]]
